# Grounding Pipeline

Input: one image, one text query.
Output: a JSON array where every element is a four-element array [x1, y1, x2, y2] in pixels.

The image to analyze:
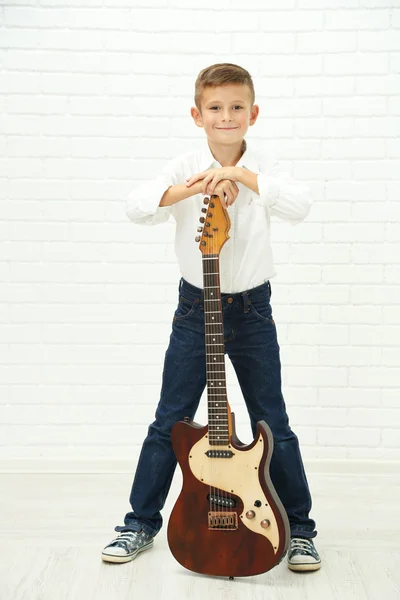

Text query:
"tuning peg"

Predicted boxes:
[[199, 217, 205, 223], [197, 227, 203, 232], [195, 236, 201, 242], [201, 208, 207, 213], [204, 197, 210, 205]]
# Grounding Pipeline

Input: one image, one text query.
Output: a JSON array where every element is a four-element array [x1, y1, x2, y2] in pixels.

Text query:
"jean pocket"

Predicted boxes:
[[173, 295, 198, 322], [249, 297, 275, 325]]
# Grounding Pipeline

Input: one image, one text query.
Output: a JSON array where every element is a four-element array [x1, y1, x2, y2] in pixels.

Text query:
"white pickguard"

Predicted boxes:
[[188, 432, 279, 553]]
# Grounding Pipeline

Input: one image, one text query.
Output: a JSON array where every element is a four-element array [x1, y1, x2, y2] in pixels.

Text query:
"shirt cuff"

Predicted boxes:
[[125, 176, 172, 224], [255, 172, 280, 207]]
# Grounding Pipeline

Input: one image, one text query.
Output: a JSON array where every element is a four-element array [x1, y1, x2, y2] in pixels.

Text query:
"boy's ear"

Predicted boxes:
[[249, 104, 260, 126], [191, 106, 204, 128]]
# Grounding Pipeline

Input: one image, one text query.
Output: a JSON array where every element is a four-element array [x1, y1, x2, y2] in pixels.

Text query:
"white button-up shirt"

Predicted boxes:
[[126, 140, 312, 293]]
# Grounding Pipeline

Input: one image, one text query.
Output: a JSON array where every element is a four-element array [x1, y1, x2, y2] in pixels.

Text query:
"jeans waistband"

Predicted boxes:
[[178, 277, 271, 311]]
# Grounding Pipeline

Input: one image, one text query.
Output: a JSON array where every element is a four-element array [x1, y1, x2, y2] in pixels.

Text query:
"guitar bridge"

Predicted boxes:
[[208, 511, 238, 530]]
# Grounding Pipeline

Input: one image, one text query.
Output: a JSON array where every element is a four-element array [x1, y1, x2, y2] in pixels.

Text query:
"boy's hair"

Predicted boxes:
[[194, 63, 255, 110]]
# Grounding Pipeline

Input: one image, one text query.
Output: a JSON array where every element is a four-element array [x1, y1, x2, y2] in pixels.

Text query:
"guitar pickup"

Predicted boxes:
[[205, 449, 234, 458], [207, 493, 237, 509]]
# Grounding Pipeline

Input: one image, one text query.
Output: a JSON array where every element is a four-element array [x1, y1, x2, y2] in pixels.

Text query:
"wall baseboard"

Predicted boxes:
[[0, 458, 399, 475]]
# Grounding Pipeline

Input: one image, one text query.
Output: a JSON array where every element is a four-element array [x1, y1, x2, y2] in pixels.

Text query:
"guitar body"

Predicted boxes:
[[167, 416, 290, 577]]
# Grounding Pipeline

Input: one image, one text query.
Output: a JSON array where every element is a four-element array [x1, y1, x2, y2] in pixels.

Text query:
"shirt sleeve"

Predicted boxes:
[[125, 156, 183, 226], [254, 159, 313, 226]]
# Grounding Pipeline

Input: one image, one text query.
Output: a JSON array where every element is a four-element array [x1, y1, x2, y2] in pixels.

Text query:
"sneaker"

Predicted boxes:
[[287, 537, 321, 572], [101, 530, 154, 564]]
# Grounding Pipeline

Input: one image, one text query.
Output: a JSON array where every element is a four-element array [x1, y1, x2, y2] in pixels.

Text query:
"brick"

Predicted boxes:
[[321, 305, 382, 324], [319, 388, 381, 407], [287, 324, 348, 345], [317, 427, 380, 447], [350, 325, 400, 347]]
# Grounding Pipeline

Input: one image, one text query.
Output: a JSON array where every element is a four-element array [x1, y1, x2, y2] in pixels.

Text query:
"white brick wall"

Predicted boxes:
[[0, 1, 399, 467]]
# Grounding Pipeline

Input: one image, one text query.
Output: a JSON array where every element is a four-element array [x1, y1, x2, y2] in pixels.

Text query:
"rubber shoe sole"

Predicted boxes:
[[101, 539, 154, 563]]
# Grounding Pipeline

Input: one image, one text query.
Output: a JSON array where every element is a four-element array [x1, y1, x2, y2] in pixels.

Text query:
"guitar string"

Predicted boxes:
[[210, 230, 216, 525], [205, 203, 215, 526], [212, 197, 228, 529], [208, 201, 217, 526], [211, 203, 221, 527], [211, 212, 219, 527], [216, 199, 228, 529]]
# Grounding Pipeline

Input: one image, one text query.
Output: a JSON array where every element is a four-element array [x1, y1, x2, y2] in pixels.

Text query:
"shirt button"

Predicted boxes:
[[227, 297, 233, 304]]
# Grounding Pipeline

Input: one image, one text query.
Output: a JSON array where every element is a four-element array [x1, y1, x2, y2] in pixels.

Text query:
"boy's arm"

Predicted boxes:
[[126, 156, 202, 226], [247, 161, 313, 225], [159, 181, 204, 207], [210, 165, 312, 225]]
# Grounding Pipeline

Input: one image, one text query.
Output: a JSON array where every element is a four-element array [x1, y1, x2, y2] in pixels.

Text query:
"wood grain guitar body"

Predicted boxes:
[[167, 416, 290, 577]]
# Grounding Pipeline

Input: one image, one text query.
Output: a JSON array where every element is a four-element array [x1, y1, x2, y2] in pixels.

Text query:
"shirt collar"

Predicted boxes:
[[198, 138, 259, 173]]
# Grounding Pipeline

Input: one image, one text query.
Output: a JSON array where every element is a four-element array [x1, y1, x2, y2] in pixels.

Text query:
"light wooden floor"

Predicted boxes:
[[1, 469, 399, 600]]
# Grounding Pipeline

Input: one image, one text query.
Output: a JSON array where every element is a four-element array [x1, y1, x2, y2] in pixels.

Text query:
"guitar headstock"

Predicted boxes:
[[195, 195, 231, 256]]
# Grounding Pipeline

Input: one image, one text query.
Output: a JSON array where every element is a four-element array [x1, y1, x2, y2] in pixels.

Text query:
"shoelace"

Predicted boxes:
[[290, 538, 315, 555], [110, 531, 140, 549]]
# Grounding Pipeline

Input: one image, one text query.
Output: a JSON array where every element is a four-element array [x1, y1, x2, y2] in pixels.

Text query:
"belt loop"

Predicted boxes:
[[242, 291, 250, 313], [179, 277, 183, 291], [268, 280, 272, 297]]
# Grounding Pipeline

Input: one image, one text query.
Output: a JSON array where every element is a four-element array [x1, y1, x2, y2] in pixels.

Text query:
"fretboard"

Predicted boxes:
[[203, 254, 229, 446]]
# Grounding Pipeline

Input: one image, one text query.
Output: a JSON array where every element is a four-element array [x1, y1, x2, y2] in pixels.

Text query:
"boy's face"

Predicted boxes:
[[191, 84, 259, 147]]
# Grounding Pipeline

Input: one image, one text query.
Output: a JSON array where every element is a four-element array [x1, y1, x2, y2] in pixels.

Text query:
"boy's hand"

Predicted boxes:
[[185, 166, 240, 195], [208, 179, 239, 207]]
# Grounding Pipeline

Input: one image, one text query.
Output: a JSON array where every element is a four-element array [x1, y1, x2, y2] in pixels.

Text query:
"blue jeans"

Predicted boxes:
[[115, 277, 317, 540]]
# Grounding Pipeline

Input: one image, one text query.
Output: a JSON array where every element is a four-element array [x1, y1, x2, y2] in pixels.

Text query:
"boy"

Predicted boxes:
[[101, 63, 321, 573]]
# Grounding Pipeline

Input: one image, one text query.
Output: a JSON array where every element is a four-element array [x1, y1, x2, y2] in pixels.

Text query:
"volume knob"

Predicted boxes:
[[260, 519, 271, 529], [246, 510, 256, 520]]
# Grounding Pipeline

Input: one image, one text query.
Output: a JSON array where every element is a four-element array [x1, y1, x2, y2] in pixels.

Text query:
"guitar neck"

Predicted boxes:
[[203, 254, 230, 446]]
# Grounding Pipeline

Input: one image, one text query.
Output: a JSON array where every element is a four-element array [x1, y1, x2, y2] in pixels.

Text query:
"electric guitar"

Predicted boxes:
[[167, 194, 290, 578]]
